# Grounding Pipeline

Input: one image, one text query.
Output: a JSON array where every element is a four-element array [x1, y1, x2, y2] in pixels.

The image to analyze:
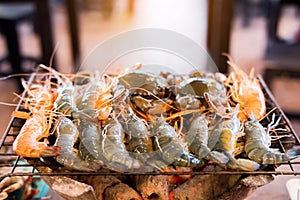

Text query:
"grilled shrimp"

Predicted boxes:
[[74, 74, 111, 166], [123, 111, 150, 154], [225, 55, 266, 121], [152, 120, 202, 167], [77, 114, 104, 165], [186, 114, 229, 166], [122, 111, 168, 171], [101, 118, 141, 172], [13, 114, 61, 158], [244, 115, 300, 164], [208, 107, 260, 171], [55, 117, 102, 172]]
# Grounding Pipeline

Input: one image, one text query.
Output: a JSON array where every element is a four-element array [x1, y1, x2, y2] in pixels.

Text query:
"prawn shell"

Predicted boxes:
[[225, 57, 267, 122], [13, 116, 61, 158], [55, 117, 101, 172], [177, 77, 208, 98], [118, 71, 167, 89], [237, 83, 266, 122]]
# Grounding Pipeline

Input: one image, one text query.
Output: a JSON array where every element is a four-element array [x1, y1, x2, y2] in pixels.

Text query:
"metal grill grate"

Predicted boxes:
[[1, 74, 300, 180]]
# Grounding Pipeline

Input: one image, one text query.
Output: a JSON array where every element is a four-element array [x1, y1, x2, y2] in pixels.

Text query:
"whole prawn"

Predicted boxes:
[[101, 118, 141, 172], [122, 110, 168, 171], [186, 114, 229, 166], [74, 73, 114, 166], [244, 115, 300, 164], [13, 113, 61, 158], [12, 66, 64, 158], [152, 119, 202, 167], [224, 54, 266, 122], [54, 117, 102, 172], [208, 106, 260, 171]]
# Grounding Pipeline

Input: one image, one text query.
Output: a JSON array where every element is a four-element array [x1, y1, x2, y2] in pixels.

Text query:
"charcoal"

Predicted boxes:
[[104, 182, 142, 200], [88, 176, 121, 200], [218, 175, 274, 200], [169, 175, 240, 200], [42, 176, 97, 200], [134, 175, 169, 200]]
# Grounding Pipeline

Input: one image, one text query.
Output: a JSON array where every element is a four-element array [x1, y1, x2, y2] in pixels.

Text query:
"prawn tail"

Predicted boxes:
[[261, 151, 295, 165], [56, 153, 101, 172], [39, 145, 61, 157], [14, 144, 61, 158], [287, 145, 300, 158], [261, 147, 300, 165], [206, 150, 229, 166], [172, 153, 203, 168], [227, 158, 260, 171]]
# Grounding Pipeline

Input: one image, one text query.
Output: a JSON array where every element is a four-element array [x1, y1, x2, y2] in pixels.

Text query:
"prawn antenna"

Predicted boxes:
[[49, 42, 60, 70], [0, 73, 35, 81]]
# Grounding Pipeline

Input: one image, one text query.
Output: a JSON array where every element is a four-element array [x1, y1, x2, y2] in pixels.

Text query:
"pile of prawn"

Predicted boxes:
[[8, 59, 300, 173]]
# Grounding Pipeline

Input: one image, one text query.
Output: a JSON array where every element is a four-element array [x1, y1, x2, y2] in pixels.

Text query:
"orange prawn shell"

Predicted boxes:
[[13, 116, 45, 158], [235, 80, 266, 122], [224, 54, 267, 122], [13, 115, 60, 158]]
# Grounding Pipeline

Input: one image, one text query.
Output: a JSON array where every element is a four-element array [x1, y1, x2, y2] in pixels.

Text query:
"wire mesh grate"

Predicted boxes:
[[1, 74, 300, 180]]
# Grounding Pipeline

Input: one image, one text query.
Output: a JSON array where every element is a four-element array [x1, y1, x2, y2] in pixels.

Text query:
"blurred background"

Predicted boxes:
[[0, 0, 300, 199]]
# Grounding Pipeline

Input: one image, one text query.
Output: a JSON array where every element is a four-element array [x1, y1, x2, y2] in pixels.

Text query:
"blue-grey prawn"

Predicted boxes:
[[77, 111, 104, 166], [208, 105, 260, 171], [101, 118, 141, 172], [54, 117, 102, 172], [152, 119, 202, 167], [121, 110, 168, 171], [186, 113, 229, 166], [244, 114, 300, 164]]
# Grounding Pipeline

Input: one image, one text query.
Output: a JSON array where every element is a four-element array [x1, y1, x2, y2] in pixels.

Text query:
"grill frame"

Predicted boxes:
[[1, 74, 300, 180]]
